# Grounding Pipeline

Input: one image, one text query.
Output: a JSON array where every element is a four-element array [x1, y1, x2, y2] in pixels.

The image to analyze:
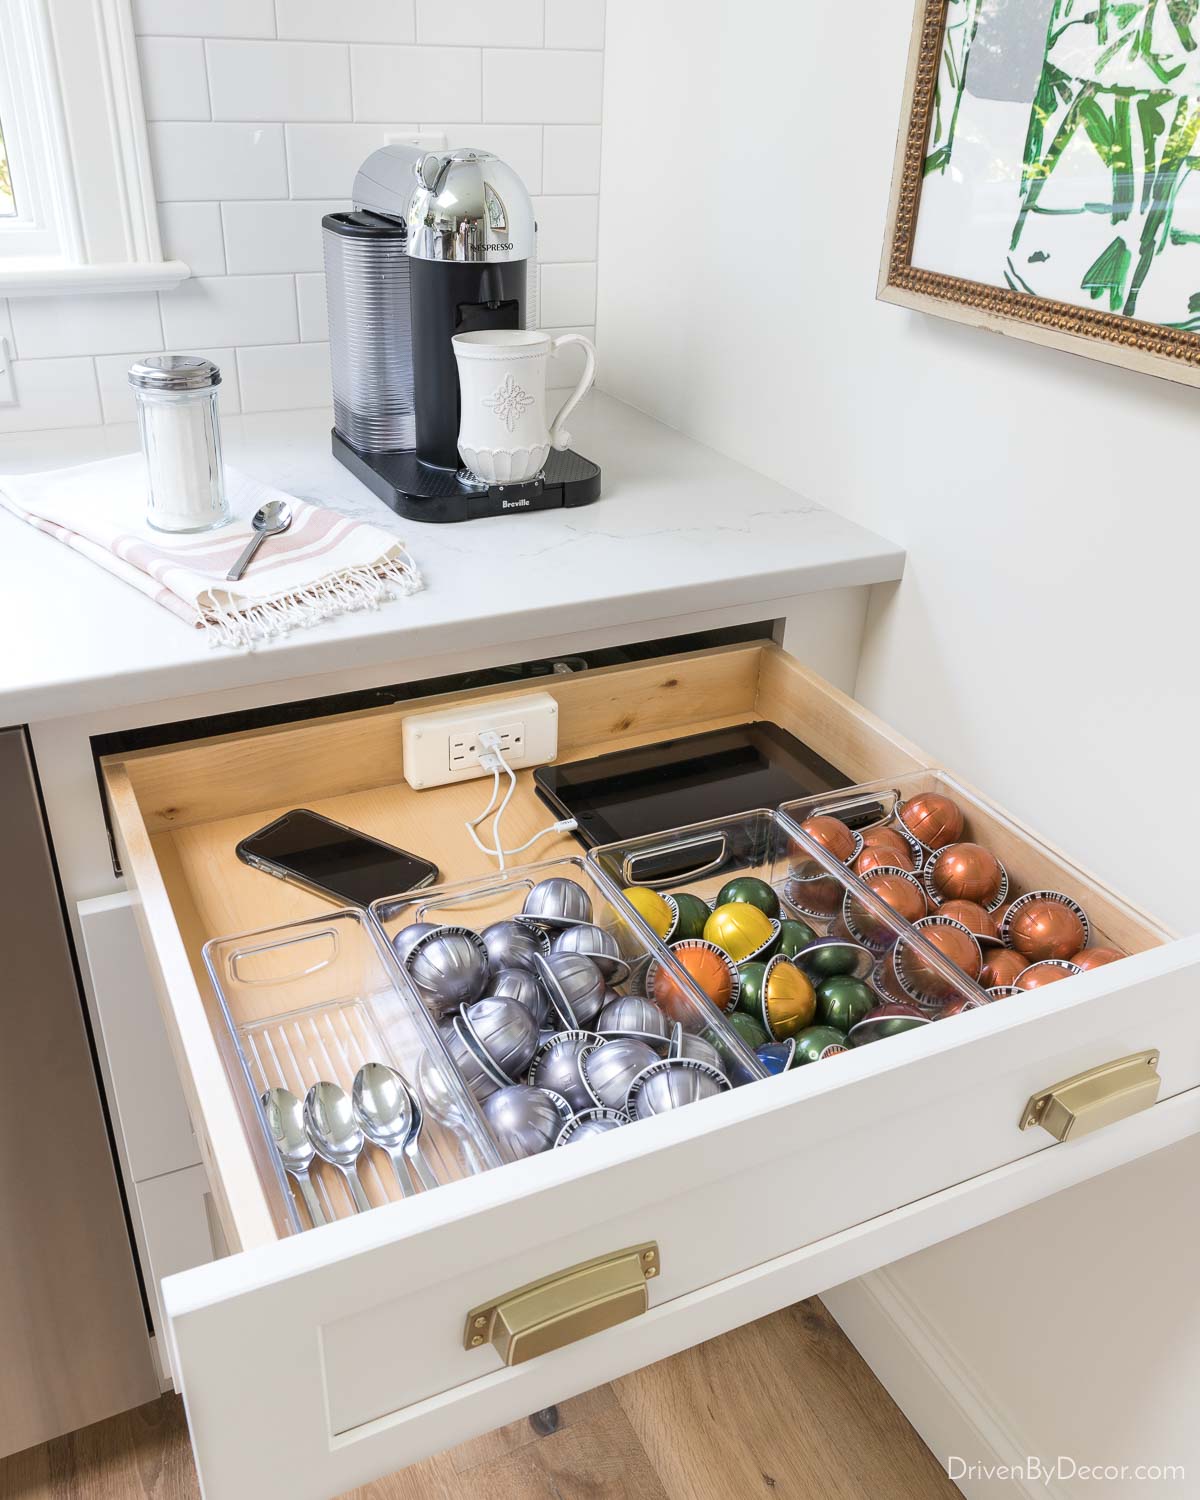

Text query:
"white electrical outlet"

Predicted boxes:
[[402, 692, 559, 790]]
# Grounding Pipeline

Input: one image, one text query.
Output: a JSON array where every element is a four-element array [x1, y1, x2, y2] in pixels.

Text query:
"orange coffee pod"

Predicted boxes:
[[979, 946, 1028, 989], [1003, 891, 1089, 961], [648, 940, 738, 1018], [937, 899, 1002, 946], [1071, 946, 1126, 971], [798, 815, 859, 864], [898, 793, 964, 851], [1015, 960, 1082, 991], [925, 842, 1007, 909]]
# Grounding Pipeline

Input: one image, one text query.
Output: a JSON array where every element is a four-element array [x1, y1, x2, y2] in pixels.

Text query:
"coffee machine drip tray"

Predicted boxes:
[[333, 432, 601, 524]]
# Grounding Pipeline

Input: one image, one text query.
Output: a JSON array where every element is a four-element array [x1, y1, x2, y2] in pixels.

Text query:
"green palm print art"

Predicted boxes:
[[1010, 0, 1200, 323], [926, 0, 987, 174]]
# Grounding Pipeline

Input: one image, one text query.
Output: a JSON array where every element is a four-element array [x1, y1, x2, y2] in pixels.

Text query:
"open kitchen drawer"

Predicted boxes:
[[101, 642, 1200, 1500]]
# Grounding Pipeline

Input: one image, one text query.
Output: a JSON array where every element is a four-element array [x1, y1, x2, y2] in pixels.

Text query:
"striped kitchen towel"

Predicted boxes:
[[0, 453, 422, 649]]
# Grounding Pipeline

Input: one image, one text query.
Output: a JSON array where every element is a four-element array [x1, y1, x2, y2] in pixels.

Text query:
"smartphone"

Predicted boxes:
[[236, 809, 438, 908]]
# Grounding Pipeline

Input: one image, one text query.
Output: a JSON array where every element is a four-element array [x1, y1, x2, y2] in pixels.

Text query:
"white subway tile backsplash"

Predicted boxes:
[[285, 123, 417, 197], [238, 342, 332, 411], [542, 125, 601, 193], [137, 38, 211, 121], [484, 50, 602, 124], [161, 276, 299, 349], [296, 274, 329, 342], [94, 347, 241, 423], [531, 197, 598, 262], [277, 0, 416, 42], [133, 0, 275, 37], [11, 293, 162, 360], [540, 262, 597, 325], [544, 325, 597, 390], [545, 0, 606, 49], [151, 123, 288, 200], [222, 200, 346, 274], [0, 359, 101, 433], [158, 203, 226, 276], [352, 45, 481, 123], [416, 0, 542, 47], [439, 124, 542, 192], [208, 40, 351, 122]]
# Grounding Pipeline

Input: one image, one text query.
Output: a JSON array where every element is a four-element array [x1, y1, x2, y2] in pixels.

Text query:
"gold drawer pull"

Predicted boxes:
[[1020, 1051, 1160, 1142], [464, 1242, 660, 1365]]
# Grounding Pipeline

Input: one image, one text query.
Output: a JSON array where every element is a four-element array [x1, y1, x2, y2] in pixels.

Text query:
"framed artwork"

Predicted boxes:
[[881, 0, 1200, 385]]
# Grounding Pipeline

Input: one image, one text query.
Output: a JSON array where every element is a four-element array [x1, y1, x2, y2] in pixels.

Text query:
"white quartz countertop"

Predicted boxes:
[[0, 393, 903, 725]]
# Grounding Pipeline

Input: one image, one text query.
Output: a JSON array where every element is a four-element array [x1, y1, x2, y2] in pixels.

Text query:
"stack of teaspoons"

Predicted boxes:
[[394, 877, 741, 1162], [619, 790, 1127, 1065]]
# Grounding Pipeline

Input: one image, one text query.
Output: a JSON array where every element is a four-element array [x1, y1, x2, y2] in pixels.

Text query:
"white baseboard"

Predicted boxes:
[[823, 1272, 1065, 1500]]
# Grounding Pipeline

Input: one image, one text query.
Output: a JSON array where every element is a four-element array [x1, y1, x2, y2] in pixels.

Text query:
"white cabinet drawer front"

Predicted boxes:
[[135, 1164, 220, 1379], [102, 642, 1195, 1498]]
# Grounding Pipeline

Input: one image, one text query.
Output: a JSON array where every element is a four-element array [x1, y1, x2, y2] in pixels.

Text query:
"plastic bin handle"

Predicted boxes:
[[230, 926, 340, 986], [621, 834, 728, 890]]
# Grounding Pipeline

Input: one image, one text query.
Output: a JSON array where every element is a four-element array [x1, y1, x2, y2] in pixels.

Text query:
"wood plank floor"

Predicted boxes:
[[0, 1300, 959, 1500]]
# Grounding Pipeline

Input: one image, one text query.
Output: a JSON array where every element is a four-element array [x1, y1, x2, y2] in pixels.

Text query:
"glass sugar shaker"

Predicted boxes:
[[128, 355, 229, 533]]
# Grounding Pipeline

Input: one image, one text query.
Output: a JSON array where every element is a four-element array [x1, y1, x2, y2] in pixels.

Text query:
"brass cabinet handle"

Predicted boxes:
[[1020, 1051, 1161, 1142], [464, 1243, 660, 1365]]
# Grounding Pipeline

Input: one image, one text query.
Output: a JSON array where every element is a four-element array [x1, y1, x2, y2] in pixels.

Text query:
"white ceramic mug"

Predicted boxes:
[[451, 328, 597, 486]]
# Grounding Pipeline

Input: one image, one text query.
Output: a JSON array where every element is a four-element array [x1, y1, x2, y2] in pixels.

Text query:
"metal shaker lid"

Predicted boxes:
[[406, 147, 536, 264], [128, 354, 221, 391]]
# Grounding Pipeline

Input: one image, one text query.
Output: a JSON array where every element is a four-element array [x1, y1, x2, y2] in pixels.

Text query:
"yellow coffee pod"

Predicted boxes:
[[703, 902, 776, 962], [621, 885, 674, 939]]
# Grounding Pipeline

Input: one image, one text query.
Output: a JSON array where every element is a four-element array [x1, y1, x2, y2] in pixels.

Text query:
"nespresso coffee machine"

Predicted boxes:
[[323, 145, 601, 523]]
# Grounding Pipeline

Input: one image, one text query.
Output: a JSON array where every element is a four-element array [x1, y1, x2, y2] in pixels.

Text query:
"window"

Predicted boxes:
[[0, 0, 187, 296]]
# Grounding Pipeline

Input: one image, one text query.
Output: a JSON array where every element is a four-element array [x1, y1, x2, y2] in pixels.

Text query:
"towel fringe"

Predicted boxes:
[[196, 552, 423, 649]]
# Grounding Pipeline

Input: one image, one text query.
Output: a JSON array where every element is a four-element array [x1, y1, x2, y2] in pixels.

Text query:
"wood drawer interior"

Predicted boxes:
[[101, 642, 1171, 1253]]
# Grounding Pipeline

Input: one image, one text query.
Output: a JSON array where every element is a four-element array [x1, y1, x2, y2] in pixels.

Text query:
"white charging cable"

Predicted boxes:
[[464, 731, 576, 870]]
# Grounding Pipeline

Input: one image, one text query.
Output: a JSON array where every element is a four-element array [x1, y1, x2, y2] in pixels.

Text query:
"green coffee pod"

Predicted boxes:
[[725, 1011, 770, 1050], [793, 1025, 850, 1064], [667, 890, 711, 943], [775, 918, 818, 958], [799, 938, 873, 980], [816, 976, 874, 1032], [714, 875, 781, 921], [736, 960, 768, 1017]]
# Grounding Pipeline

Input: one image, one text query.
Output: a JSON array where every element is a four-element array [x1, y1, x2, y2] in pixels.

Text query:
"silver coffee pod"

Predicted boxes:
[[595, 993, 670, 1047], [528, 1030, 601, 1114], [459, 996, 540, 1085], [481, 919, 549, 975], [483, 1084, 572, 1160], [522, 876, 593, 929], [391, 920, 439, 967], [581, 1037, 659, 1111], [624, 1057, 730, 1120], [550, 922, 631, 983], [535, 950, 607, 1029], [555, 1108, 627, 1146], [444, 1018, 502, 1102], [490, 966, 550, 1029], [406, 925, 490, 1015]]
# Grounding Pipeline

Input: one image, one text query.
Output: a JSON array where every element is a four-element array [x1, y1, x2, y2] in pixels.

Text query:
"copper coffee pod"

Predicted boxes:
[[1015, 959, 1083, 990], [1002, 891, 1090, 961], [898, 792, 964, 851], [979, 946, 1028, 989], [938, 994, 994, 1018], [871, 952, 910, 1005], [854, 842, 916, 877], [985, 985, 1022, 999], [842, 866, 928, 950], [893, 915, 983, 1009], [1071, 946, 1126, 971], [936, 899, 1003, 946], [797, 815, 862, 864], [923, 842, 1008, 911], [784, 856, 848, 920], [861, 822, 925, 871]]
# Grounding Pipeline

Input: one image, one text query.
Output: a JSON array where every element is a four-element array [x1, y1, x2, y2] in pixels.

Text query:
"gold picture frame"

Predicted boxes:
[[880, 0, 1200, 387]]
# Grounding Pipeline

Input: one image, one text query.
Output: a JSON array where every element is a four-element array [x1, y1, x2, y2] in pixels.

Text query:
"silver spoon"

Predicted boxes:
[[261, 1087, 326, 1228], [304, 1081, 371, 1213], [227, 499, 292, 582], [353, 1063, 418, 1197], [404, 1083, 440, 1192]]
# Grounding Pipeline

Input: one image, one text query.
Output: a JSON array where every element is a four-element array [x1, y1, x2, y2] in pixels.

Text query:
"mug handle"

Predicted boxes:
[[547, 334, 597, 452]]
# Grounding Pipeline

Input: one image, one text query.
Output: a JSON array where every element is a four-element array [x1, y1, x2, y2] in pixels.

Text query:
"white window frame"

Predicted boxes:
[[0, 0, 188, 297]]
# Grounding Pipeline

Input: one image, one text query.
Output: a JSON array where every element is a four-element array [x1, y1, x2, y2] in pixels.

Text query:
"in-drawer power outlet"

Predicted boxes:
[[402, 692, 559, 789]]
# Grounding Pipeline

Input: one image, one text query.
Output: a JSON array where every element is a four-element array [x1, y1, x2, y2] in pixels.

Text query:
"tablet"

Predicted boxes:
[[533, 721, 853, 850]]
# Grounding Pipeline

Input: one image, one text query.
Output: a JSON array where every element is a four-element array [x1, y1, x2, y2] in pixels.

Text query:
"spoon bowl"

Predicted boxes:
[[261, 1086, 325, 1227], [304, 1080, 371, 1212], [353, 1063, 417, 1196], [227, 498, 293, 581]]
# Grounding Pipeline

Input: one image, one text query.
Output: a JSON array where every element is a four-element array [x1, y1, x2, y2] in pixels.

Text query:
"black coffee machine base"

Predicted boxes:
[[333, 432, 601, 524]]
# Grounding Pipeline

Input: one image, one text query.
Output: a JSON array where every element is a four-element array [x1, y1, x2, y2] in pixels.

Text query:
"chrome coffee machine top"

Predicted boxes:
[[323, 144, 601, 524]]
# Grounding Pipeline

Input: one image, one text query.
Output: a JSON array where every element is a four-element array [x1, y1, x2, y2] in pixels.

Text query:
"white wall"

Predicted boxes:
[[0, 0, 606, 434], [597, 1, 1200, 1493]]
